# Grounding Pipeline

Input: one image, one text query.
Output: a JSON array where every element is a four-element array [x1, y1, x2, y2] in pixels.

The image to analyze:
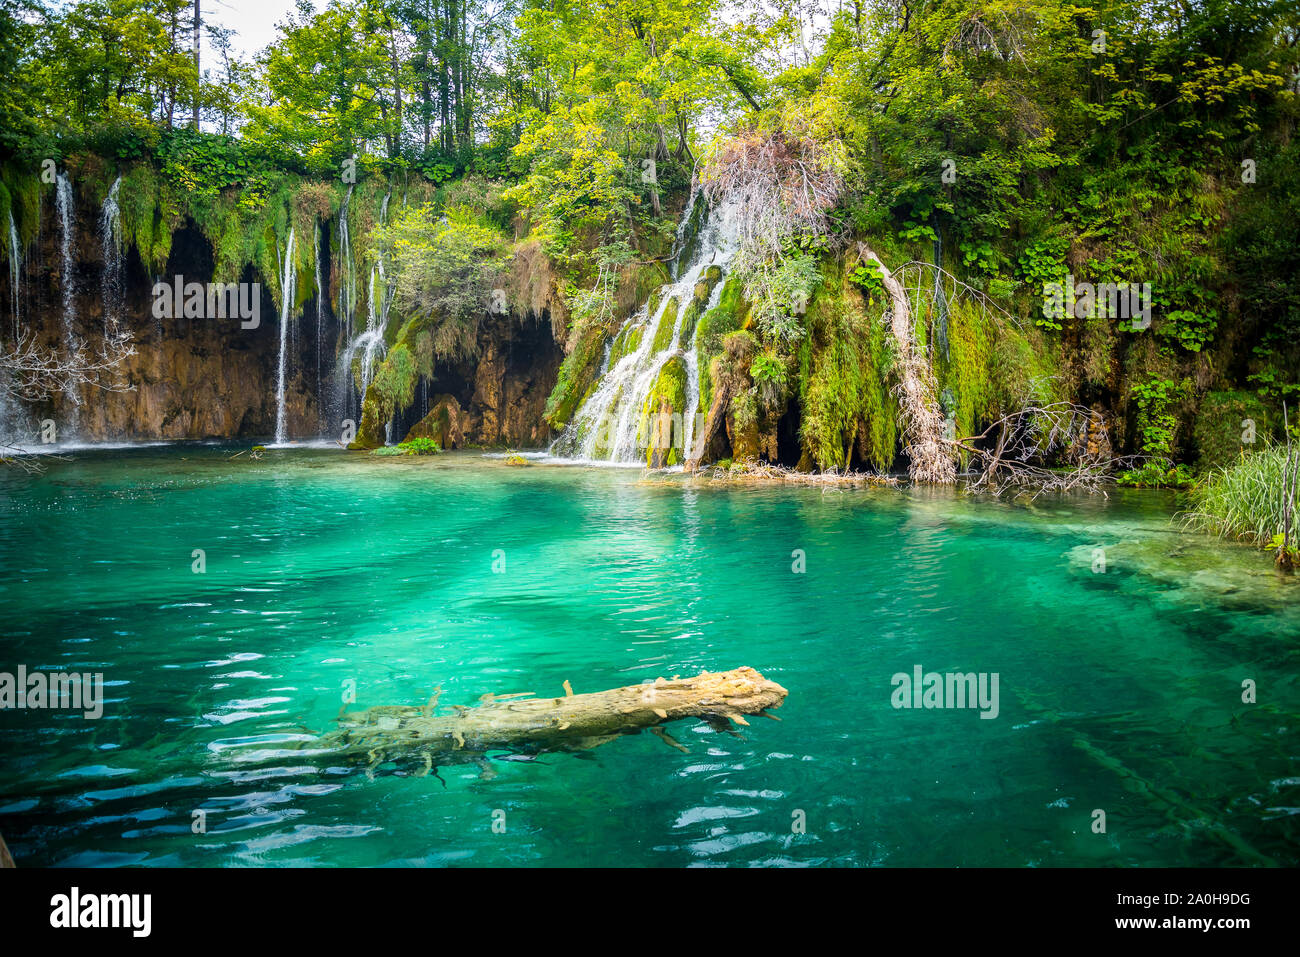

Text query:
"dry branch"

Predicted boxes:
[[0, 328, 136, 403], [946, 400, 1131, 498], [700, 131, 847, 262]]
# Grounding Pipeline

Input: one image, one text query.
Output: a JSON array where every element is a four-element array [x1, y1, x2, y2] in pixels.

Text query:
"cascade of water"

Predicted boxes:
[[330, 187, 357, 425], [55, 171, 81, 435], [314, 220, 323, 417], [274, 228, 297, 445], [551, 195, 741, 465], [338, 186, 356, 339], [7, 210, 21, 341], [55, 172, 76, 343], [99, 175, 123, 332], [337, 191, 394, 411]]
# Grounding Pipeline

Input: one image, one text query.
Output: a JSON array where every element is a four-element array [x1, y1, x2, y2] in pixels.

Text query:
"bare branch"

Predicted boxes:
[[0, 328, 137, 403]]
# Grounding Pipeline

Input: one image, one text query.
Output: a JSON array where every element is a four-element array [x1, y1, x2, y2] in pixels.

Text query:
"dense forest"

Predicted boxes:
[[0, 0, 1298, 531]]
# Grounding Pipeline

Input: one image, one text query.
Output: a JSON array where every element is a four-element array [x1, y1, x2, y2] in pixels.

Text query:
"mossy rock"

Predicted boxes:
[[350, 390, 385, 449], [649, 297, 679, 354], [405, 394, 465, 449], [695, 275, 749, 411], [797, 257, 898, 471], [674, 192, 708, 269], [679, 301, 704, 347], [608, 323, 645, 367], [545, 322, 610, 428], [589, 384, 624, 458], [639, 356, 688, 467], [623, 260, 670, 315]]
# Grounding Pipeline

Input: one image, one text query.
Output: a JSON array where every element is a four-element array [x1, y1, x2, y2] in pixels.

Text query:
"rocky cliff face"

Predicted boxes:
[[0, 177, 563, 448]]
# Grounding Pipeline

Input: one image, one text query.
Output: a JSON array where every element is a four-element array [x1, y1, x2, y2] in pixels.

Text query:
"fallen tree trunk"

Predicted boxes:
[[248, 667, 788, 778], [857, 243, 956, 484]]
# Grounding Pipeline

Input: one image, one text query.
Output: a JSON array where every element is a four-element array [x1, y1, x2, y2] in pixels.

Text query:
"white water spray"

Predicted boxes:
[[100, 175, 123, 331], [6, 210, 20, 340], [55, 171, 81, 434], [55, 172, 76, 343], [274, 228, 297, 445], [338, 192, 394, 406]]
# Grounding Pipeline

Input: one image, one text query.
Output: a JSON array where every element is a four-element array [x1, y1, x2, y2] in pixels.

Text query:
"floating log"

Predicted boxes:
[[268, 667, 788, 777]]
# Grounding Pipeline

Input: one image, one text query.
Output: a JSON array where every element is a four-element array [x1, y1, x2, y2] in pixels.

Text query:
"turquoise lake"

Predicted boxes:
[[0, 446, 1297, 867]]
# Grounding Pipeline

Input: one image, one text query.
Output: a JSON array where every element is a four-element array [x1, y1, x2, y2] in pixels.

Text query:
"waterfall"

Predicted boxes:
[[337, 191, 393, 412], [99, 175, 123, 332], [551, 195, 741, 465], [274, 228, 297, 445], [55, 171, 81, 435], [314, 221, 323, 412], [338, 186, 356, 341], [332, 187, 358, 423], [55, 172, 76, 344], [6, 210, 20, 341]]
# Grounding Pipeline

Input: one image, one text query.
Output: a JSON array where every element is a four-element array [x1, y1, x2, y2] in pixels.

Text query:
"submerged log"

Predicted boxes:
[[270, 667, 788, 777]]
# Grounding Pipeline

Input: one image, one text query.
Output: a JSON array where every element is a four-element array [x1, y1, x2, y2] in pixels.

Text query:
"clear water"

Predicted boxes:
[[1, 447, 1297, 867]]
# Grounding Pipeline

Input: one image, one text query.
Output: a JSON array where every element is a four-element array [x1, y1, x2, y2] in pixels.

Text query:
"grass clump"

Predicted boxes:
[[1184, 446, 1300, 556], [372, 437, 442, 456]]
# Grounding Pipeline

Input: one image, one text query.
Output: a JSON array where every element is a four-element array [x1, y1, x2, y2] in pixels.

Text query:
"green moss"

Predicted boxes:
[[678, 300, 704, 348], [674, 192, 707, 271], [0, 165, 40, 250], [589, 384, 624, 458], [372, 436, 441, 456], [0, 180, 11, 263], [934, 300, 997, 445], [372, 343, 417, 417], [118, 163, 180, 274], [629, 259, 670, 310], [797, 257, 897, 471]]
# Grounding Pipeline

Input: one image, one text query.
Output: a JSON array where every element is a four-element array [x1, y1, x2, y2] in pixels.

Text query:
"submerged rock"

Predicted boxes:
[[1066, 533, 1300, 613]]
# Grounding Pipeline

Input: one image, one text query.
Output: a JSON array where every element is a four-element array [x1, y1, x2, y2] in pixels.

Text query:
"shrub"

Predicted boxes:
[[1117, 461, 1195, 488]]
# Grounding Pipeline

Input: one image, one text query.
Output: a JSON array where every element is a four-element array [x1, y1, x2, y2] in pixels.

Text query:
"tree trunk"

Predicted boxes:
[[254, 667, 787, 775], [858, 243, 956, 483]]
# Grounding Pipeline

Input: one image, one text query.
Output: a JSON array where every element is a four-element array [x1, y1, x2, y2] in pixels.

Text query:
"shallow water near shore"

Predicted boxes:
[[0, 446, 1297, 867]]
